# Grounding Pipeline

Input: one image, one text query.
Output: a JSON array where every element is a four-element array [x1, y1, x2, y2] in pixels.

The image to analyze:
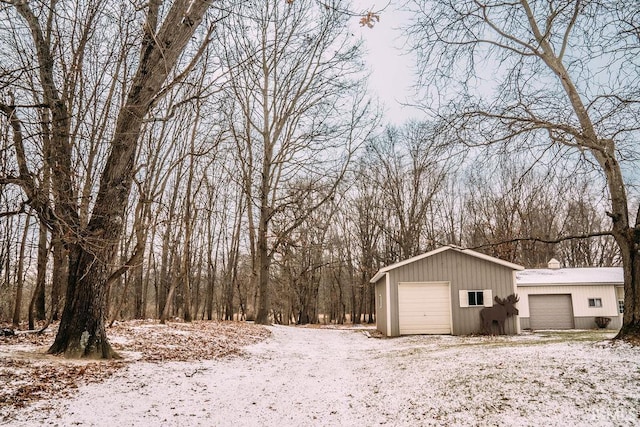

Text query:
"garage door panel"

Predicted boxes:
[[529, 294, 574, 329], [398, 282, 451, 335]]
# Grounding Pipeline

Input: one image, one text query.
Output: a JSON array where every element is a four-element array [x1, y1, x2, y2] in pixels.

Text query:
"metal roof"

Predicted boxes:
[[516, 267, 623, 286]]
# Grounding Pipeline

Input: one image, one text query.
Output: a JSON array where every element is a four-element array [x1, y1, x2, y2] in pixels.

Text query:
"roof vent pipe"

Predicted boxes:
[[547, 258, 561, 269]]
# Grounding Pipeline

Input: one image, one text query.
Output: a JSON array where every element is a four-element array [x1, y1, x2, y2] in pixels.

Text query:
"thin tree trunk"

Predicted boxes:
[[133, 263, 145, 318], [29, 218, 49, 329], [12, 215, 32, 327], [181, 200, 193, 322], [132, 196, 149, 319], [224, 196, 243, 320], [206, 260, 216, 320], [109, 274, 130, 327], [50, 235, 67, 321], [194, 245, 204, 319], [180, 136, 196, 322], [255, 129, 273, 325], [158, 156, 184, 317], [255, 209, 271, 324], [160, 262, 180, 325], [34, 151, 48, 321], [205, 207, 219, 320]]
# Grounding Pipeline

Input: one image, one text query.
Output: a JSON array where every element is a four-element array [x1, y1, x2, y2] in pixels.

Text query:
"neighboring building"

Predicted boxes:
[[370, 245, 523, 337], [516, 259, 624, 330]]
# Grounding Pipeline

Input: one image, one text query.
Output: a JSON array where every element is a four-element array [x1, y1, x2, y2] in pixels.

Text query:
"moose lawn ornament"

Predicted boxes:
[[480, 294, 520, 335]]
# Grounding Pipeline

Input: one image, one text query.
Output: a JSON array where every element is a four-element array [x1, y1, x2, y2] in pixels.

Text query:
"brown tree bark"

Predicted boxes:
[[28, 218, 48, 329], [50, 236, 67, 322], [255, 164, 273, 325], [12, 215, 31, 327], [45, 0, 213, 358]]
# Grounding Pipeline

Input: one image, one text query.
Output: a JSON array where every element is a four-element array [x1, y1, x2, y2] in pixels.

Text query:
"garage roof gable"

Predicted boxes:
[[369, 245, 524, 283]]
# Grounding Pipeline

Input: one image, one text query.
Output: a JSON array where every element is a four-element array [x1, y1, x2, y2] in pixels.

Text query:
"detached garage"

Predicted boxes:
[[371, 245, 523, 337], [516, 259, 623, 330]]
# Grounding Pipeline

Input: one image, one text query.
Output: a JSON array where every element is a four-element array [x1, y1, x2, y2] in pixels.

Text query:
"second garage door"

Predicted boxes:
[[398, 282, 451, 335], [529, 294, 575, 329]]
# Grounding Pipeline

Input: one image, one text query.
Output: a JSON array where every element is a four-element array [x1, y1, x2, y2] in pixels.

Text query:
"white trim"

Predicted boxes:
[[513, 270, 521, 334], [459, 290, 469, 308], [460, 289, 492, 307], [483, 289, 493, 307], [448, 283, 454, 333], [385, 272, 391, 337], [370, 245, 524, 283], [517, 282, 622, 287]]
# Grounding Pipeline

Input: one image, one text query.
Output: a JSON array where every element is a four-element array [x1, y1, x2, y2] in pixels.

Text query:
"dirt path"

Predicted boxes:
[[4, 326, 640, 426], [5, 326, 386, 426]]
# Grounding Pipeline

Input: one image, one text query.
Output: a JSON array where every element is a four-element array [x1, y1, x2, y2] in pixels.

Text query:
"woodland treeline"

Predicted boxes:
[[0, 0, 630, 334], [0, 121, 619, 326]]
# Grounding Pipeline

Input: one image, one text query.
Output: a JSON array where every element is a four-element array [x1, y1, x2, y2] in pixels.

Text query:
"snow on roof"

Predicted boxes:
[[516, 266, 623, 286]]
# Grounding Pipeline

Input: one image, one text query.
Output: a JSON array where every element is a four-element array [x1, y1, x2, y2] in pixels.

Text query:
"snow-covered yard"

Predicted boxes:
[[2, 324, 639, 426]]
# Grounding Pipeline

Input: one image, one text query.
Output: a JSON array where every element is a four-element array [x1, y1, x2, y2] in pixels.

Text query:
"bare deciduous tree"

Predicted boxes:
[[367, 123, 453, 260], [407, 0, 640, 339], [1, 0, 216, 357], [218, 0, 375, 324]]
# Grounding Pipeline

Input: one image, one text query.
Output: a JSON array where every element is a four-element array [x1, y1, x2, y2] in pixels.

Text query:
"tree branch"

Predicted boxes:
[[0, 100, 37, 200], [468, 231, 614, 252]]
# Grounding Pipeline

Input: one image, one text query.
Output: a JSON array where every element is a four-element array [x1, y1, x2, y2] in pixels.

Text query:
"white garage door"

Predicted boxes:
[[529, 294, 574, 330], [398, 282, 451, 335]]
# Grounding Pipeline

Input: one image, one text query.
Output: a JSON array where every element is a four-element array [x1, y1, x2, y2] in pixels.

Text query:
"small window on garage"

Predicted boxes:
[[618, 300, 624, 314], [378, 294, 382, 309], [588, 298, 602, 308], [459, 290, 492, 308], [468, 291, 484, 306]]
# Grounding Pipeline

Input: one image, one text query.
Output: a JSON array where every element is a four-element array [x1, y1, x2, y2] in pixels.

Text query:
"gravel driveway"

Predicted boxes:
[[5, 325, 640, 426]]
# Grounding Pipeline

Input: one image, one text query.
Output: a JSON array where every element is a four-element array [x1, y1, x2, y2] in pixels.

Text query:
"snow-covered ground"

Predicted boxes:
[[3, 326, 640, 426]]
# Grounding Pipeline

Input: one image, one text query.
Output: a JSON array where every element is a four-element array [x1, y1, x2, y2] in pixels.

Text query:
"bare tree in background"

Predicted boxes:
[[367, 123, 454, 260], [0, 0, 215, 358], [275, 186, 338, 325], [348, 164, 384, 323], [407, 0, 640, 339], [460, 156, 617, 267], [218, 0, 376, 325]]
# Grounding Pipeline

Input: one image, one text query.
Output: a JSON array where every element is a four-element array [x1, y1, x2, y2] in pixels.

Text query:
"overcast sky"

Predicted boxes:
[[349, 1, 422, 125]]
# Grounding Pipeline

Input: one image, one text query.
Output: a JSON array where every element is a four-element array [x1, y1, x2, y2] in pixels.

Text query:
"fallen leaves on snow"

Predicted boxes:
[[109, 320, 271, 361], [0, 320, 270, 416]]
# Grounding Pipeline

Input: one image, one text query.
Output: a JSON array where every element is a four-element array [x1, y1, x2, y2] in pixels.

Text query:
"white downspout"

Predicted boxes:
[[386, 272, 392, 336], [514, 270, 521, 334]]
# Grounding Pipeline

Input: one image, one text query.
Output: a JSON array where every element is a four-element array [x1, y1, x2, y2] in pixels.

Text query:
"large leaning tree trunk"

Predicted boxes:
[[406, 0, 640, 341], [4, 0, 214, 358], [50, 0, 213, 358]]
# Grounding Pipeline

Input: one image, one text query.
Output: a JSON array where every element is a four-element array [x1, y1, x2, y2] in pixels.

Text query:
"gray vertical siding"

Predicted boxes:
[[386, 250, 518, 336]]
